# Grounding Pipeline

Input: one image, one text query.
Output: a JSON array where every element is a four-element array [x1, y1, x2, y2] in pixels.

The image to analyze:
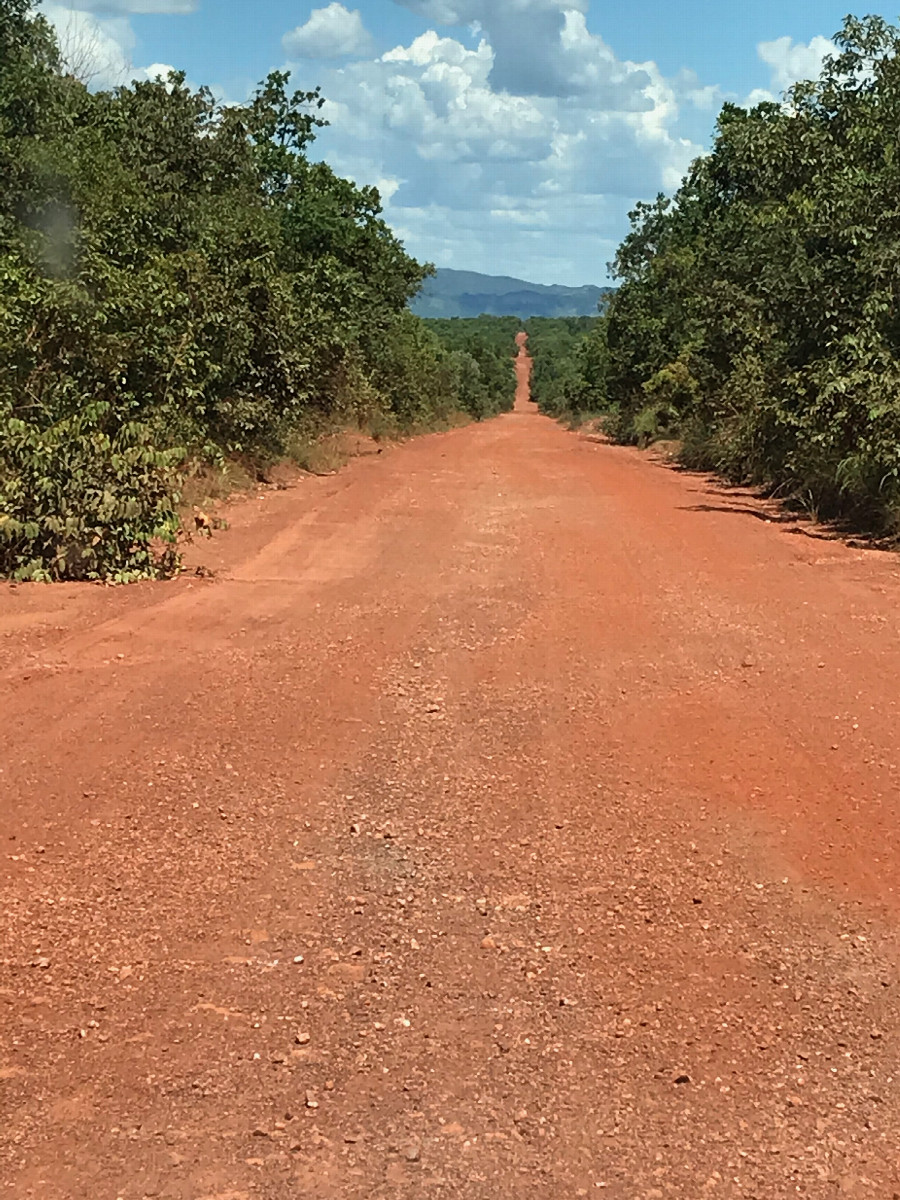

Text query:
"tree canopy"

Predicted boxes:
[[534, 14, 900, 532], [0, 2, 514, 581]]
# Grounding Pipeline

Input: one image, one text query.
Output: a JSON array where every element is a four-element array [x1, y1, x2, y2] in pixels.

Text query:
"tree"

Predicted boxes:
[[590, 14, 900, 528], [1, 10, 507, 580]]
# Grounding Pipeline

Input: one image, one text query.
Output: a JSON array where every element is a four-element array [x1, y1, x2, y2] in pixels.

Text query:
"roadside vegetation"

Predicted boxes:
[[533, 15, 900, 535], [523, 317, 600, 420], [0, 1, 515, 582], [422, 317, 519, 421]]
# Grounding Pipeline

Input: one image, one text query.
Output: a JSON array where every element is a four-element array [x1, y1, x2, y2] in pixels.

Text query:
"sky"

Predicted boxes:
[[38, 1, 900, 285]]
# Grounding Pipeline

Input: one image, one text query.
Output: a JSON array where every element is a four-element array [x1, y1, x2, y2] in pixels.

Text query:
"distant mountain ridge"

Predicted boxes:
[[411, 268, 611, 319]]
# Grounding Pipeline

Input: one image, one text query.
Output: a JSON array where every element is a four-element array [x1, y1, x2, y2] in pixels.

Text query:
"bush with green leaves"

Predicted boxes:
[[523, 317, 602, 419], [422, 316, 519, 418], [1, 406, 181, 581], [0, 0, 500, 581], [596, 14, 900, 531], [522, 15, 900, 532]]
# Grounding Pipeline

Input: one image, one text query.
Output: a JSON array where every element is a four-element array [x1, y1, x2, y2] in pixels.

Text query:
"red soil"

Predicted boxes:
[[3, 355, 900, 1197]]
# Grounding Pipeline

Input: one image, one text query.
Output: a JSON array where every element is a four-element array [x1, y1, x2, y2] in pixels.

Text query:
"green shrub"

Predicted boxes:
[[562, 14, 900, 534], [0, 405, 182, 581], [1, 3, 501, 581]]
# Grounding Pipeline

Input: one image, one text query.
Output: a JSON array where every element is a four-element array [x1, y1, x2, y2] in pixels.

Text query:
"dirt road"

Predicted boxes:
[[4, 350, 900, 1198]]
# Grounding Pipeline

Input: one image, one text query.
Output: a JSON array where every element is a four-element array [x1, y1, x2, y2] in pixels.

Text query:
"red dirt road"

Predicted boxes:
[[514, 330, 534, 412], [4, 357, 900, 1198]]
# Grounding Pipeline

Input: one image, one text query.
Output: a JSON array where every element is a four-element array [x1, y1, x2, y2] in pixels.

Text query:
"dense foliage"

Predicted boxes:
[[537, 15, 900, 532], [0, 2, 510, 581], [423, 317, 518, 419], [523, 317, 600, 418]]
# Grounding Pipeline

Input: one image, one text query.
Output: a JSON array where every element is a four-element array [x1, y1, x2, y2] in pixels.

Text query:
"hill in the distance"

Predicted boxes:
[[410, 268, 612, 319]]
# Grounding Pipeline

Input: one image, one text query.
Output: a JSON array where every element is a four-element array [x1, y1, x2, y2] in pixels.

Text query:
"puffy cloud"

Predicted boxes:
[[43, 4, 178, 89], [672, 68, 723, 113], [747, 34, 836, 104], [44, 4, 135, 87], [396, 0, 650, 104], [288, 4, 705, 284], [283, 4, 374, 60], [135, 60, 177, 81]]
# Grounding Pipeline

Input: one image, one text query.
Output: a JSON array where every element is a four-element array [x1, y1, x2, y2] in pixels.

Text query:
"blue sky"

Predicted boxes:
[[39, 1, 900, 284]]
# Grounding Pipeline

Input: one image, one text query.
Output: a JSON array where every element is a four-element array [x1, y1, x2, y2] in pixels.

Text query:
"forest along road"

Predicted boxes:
[[4, 349, 900, 1200]]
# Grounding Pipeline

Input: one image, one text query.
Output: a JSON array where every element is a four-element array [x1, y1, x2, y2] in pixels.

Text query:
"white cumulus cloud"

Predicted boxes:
[[747, 34, 836, 105], [44, 4, 180, 89], [398, 0, 648, 103], [288, 2, 705, 284], [44, 4, 135, 87], [283, 3, 375, 60], [759, 34, 835, 92]]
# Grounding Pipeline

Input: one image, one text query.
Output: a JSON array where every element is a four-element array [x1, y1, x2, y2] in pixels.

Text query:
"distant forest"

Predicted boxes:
[[412, 268, 612, 319]]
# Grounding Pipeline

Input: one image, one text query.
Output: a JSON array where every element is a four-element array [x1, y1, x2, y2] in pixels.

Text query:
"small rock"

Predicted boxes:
[[293, 955, 304, 964], [295, 1031, 311, 1046], [481, 936, 496, 950], [305, 1091, 319, 1110], [403, 1141, 421, 1163], [674, 1074, 691, 1085]]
